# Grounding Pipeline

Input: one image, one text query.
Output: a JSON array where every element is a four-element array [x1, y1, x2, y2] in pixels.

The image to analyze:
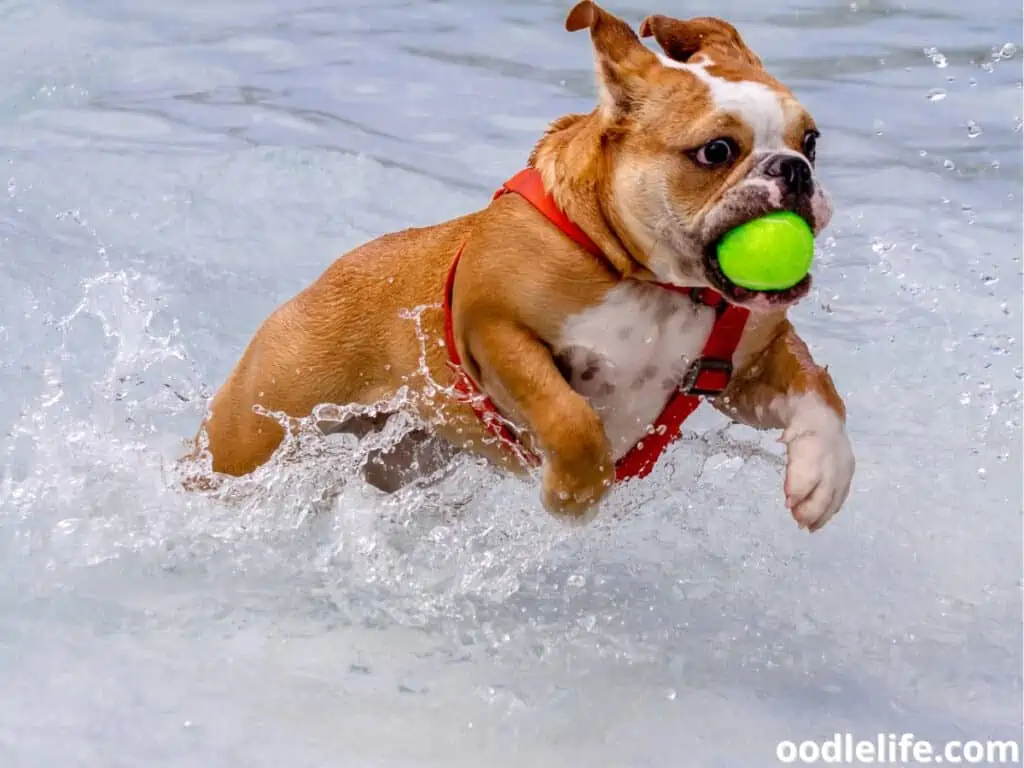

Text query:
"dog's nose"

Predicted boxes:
[[765, 154, 814, 197]]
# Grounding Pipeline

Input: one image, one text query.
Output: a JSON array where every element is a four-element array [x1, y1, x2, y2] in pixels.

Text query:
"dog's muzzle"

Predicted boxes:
[[760, 152, 814, 198]]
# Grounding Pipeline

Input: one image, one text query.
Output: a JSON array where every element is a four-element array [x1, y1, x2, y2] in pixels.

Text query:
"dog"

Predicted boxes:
[[186, 1, 855, 532]]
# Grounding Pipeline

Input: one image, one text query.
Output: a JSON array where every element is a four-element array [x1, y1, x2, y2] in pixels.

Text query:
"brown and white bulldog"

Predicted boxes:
[[187, 1, 855, 532]]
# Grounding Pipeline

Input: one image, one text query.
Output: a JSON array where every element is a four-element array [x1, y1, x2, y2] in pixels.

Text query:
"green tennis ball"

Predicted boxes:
[[715, 211, 814, 291]]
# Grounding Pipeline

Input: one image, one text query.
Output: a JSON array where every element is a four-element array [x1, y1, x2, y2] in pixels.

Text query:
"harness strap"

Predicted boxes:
[[442, 168, 750, 481], [493, 169, 604, 258], [613, 298, 749, 480], [443, 242, 537, 463]]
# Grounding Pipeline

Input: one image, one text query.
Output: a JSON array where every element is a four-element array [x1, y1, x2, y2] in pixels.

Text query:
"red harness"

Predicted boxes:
[[442, 168, 750, 482]]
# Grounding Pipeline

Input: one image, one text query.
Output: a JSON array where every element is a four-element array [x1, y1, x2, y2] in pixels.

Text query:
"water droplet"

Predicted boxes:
[[995, 42, 1018, 60], [926, 88, 947, 102], [981, 274, 999, 286], [943, 159, 956, 171], [873, 119, 884, 135], [665, 689, 678, 701], [919, 149, 928, 157], [54, 519, 80, 535], [969, 77, 978, 87], [966, 120, 983, 138], [981, 61, 994, 73], [871, 238, 894, 255], [977, 467, 987, 479], [960, 393, 971, 405], [924, 47, 948, 68]]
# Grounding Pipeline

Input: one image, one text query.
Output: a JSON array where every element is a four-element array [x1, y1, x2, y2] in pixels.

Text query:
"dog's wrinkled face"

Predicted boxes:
[[566, 3, 832, 311]]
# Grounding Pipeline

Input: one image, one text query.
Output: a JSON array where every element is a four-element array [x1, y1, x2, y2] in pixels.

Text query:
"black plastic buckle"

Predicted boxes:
[[681, 357, 733, 397]]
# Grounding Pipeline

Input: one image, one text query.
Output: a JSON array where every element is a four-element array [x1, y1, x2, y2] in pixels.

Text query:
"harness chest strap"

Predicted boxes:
[[442, 168, 750, 482]]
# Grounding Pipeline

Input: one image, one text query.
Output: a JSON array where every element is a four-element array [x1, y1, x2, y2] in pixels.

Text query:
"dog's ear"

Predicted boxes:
[[565, 1, 658, 119], [638, 14, 762, 68]]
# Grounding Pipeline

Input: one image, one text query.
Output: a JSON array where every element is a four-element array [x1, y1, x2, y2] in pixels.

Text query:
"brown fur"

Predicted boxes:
[[186, 1, 850, 525], [639, 14, 764, 68], [716, 318, 847, 429]]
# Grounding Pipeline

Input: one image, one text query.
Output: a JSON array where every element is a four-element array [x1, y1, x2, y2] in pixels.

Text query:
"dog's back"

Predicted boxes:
[[197, 214, 478, 476]]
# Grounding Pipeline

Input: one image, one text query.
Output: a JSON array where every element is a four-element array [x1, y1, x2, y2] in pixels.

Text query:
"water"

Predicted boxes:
[[1, 0, 1021, 765]]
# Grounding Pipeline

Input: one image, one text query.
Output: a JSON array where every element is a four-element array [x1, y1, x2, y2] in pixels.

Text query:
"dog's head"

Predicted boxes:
[[565, 1, 831, 311]]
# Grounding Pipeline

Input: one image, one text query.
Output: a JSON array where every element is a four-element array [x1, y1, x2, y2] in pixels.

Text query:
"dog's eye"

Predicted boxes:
[[802, 130, 819, 164], [692, 138, 736, 168]]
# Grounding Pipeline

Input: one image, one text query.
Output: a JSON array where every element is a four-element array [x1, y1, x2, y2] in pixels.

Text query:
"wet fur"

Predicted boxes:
[[187, 1, 854, 530]]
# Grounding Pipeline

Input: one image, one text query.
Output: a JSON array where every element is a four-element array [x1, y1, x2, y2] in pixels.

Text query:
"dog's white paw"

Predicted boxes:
[[781, 418, 854, 532]]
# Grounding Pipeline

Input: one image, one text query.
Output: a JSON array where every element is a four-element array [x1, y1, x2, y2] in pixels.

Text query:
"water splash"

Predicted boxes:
[[923, 46, 948, 69], [0, 267, 789, 650], [993, 43, 1018, 61]]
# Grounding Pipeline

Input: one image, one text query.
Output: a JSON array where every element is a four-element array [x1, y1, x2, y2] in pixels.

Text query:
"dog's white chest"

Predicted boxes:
[[555, 282, 716, 460]]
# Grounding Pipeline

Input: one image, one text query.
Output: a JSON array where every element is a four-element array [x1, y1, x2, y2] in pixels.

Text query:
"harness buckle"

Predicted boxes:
[[689, 288, 728, 312], [681, 356, 733, 397]]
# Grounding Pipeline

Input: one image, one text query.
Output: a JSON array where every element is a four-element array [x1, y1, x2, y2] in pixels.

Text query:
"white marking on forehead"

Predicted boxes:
[[657, 53, 787, 151]]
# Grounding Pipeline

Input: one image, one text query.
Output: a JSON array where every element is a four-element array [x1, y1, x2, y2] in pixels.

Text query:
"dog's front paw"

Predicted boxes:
[[540, 455, 614, 525], [781, 422, 854, 532]]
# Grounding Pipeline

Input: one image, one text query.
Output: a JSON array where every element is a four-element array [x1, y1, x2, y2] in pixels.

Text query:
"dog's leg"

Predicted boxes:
[[714, 320, 855, 531], [320, 414, 461, 494], [466, 321, 614, 522], [362, 428, 461, 493]]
